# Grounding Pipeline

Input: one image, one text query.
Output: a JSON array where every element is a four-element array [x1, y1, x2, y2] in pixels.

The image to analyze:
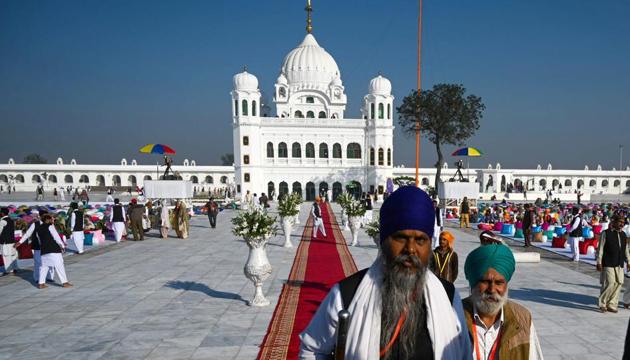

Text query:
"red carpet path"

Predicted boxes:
[[257, 203, 358, 360]]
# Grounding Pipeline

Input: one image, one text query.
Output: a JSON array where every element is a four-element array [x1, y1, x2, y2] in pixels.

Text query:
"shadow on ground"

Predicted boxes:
[[164, 280, 247, 304], [510, 287, 599, 311]]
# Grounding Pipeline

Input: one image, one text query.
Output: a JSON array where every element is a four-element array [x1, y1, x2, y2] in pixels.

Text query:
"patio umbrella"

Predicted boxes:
[[139, 144, 176, 155], [451, 147, 483, 180]]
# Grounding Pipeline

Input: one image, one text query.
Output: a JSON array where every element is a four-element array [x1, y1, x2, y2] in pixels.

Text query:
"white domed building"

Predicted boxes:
[[232, 19, 394, 200]]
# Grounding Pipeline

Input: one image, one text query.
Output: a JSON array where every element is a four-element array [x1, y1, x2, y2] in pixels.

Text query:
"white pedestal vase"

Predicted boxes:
[[349, 216, 361, 246], [243, 238, 272, 307], [281, 217, 294, 248], [293, 211, 300, 225], [342, 210, 350, 231]]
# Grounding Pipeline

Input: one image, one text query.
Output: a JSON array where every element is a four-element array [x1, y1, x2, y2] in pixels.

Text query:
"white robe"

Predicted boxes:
[[299, 256, 472, 359]]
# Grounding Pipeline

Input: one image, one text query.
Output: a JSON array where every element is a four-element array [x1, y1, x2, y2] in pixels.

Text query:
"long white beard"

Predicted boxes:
[[471, 286, 509, 316]]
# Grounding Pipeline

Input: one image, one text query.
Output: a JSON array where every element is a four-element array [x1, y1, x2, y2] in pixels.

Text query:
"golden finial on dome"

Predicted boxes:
[[305, 0, 313, 34]]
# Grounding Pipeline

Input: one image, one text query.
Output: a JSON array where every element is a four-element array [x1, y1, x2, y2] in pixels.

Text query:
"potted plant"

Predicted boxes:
[[336, 192, 353, 230], [364, 218, 380, 247], [231, 208, 278, 306], [278, 195, 299, 247], [344, 200, 366, 246]]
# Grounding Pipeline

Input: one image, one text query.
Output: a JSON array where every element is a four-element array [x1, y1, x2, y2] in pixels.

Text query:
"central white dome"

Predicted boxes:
[[280, 34, 340, 88]]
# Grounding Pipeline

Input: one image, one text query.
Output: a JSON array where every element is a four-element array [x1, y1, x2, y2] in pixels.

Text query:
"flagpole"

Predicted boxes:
[[415, 0, 423, 187]]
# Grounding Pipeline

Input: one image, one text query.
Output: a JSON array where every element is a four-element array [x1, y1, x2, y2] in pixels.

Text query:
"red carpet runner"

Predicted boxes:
[[257, 202, 358, 360]]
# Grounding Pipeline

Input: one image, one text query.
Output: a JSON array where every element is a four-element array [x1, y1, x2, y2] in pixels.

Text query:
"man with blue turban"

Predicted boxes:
[[300, 186, 471, 359], [463, 244, 543, 359]]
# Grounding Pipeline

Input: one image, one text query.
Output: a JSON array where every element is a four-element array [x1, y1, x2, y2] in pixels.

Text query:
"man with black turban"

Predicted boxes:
[[300, 186, 471, 359], [463, 244, 543, 359]]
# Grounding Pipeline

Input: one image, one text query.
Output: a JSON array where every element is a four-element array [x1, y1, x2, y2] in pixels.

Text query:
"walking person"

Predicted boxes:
[[110, 199, 126, 242], [53, 188, 58, 201], [160, 201, 170, 238], [522, 203, 535, 247], [568, 207, 587, 262], [432, 199, 443, 249], [15, 210, 54, 283], [36, 214, 72, 289], [460, 197, 471, 228], [206, 197, 219, 229], [127, 199, 145, 241], [311, 197, 326, 239], [597, 215, 630, 312], [69, 203, 85, 254], [172, 200, 189, 239], [59, 186, 65, 201], [0, 208, 19, 275], [430, 230, 459, 283]]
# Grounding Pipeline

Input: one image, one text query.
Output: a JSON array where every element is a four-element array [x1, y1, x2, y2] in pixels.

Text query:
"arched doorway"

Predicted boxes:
[[577, 179, 584, 189], [279, 181, 289, 198], [112, 175, 121, 187], [292, 181, 302, 198], [305, 182, 316, 201], [500, 175, 506, 192], [128, 175, 137, 186], [552, 179, 559, 190], [332, 182, 343, 201], [268, 182, 275, 200], [346, 181, 362, 199], [539, 179, 547, 190], [96, 175, 105, 186]]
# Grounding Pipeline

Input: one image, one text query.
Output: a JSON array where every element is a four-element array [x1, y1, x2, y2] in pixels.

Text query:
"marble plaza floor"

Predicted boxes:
[[0, 203, 628, 359]]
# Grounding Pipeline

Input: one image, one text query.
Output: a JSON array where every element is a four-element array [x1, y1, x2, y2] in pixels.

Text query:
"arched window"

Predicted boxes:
[[32, 174, 41, 184], [332, 182, 342, 201], [305, 143, 315, 158], [144, 175, 152, 181], [306, 111, 315, 118], [387, 148, 392, 166], [278, 142, 288, 158], [205, 176, 213, 184], [15, 175, 24, 183], [387, 104, 391, 119], [564, 179, 572, 187], [306, 182, 316, 201], [318, 111, 326, 118], [589, 179, 596, 187], [252, 100, 257, 116], [234, 100, 238, 116], [319, 143, 329, 158], [292, 182, 302, 197], [243, 155, 250, 164], [189, 176, 198, 184], [128, 175, 137, 186], [614, 180, 621, 187], [626, 180, 630, 188], [378, 148, 384, 165], [220, 176, 228, 184], [268, 182, 275, 197], [95, 175, 104, 186], [378, 103, 384, 119], [242, 100, 248, 116], [64, 175, 74, 184], [112, 175, 121, 186], [79, 175, 89, 183], [347, 143, 361, 159], [422, 177, 429, 186], [370, 103, 375, 119], [577, 179, 584, 189], [267, 142, 274, 158], [292, 142, 302, 158], [333, 143, 342, 158], [279, 181, 289, 197], [295, 110, 304, 118], [370, 147, 375, 165], [48, 175, 58, 183], [602, 180, 609, 188], [0, 175, 7, 183], [306, 96, 314, 103]]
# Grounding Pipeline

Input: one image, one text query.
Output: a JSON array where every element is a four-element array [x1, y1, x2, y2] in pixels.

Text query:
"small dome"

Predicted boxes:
[[369, 75, 392, 95], [276, 73, 288, 85], [330, 74, 342, 87], [233, 70, 258, 91]]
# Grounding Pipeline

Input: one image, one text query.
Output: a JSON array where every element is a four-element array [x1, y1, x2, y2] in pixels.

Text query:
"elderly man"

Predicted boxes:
[[597, 214, 629, 312], [300, 186, 471, 359], [463, 244, 543, 359]]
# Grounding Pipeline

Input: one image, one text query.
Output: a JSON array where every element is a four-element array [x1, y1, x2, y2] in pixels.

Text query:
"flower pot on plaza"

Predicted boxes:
[[281, 217, 294, 248], [341, 210, 350, 231], [349, 216, 361, 246], [243, 236, 273, 307]]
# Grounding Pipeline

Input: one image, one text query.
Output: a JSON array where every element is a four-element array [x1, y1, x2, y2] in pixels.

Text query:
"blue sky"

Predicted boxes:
[[1, 0, 629, 169]]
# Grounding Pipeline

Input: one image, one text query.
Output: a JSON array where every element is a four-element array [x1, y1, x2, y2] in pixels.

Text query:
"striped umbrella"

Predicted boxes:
[[139, 144, 176, 155], [451, 147, 482, 157]]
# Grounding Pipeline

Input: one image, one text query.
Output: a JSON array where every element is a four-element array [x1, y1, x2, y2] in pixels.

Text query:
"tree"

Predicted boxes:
[[220, 153, 234, 166], [23, 153, 47, 164], [397, 83, 485, 195]]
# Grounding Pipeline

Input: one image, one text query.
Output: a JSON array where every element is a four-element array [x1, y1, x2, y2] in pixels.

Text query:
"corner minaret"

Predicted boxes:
[[231, 68, 262, 195]]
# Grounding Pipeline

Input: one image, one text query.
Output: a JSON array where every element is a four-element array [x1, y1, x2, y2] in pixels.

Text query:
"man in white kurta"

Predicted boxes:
[[300, 187, 471, 359], [109, 199, 126, 242], [69, 204, 85, 254], [16, 211, 54, 282], [36, 214, 72, 289]]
